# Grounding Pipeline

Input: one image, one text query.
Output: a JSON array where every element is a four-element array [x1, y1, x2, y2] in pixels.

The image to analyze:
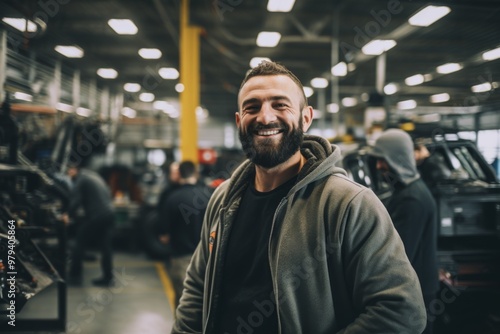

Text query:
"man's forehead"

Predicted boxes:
[[238, 75, 302, 104]]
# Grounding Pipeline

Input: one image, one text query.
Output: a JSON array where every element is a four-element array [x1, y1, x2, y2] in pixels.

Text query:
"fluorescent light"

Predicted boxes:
[[139, 92, 155, 102], [331, 62, 347, 77], [97, 68, 118, 79], [158, 67, 179, 79], [310, 78, 328, 88], [471, 82, 492, 93], [55, 45, 84, 58], [175, 83, 185, 93], [384, 83, 398, 95], [430, 93, 450, 103], [397, 99, 417, 110], [121, 107, 136, 118], [57, 103, 73, 112], [436, 63, 462, 74], [482, 47, 500, 61], [138, 48, 162, 59], [13, 92, 32, 102], [76, 107, 91, 117], [405, 74, 424, 86], [267, 0, 295, 12], [124, 83, 141, 92], [2, 18, 37, 32], [361, 40, 396, 56], [408, 6, 451, 27], [256, 32, 281, 47], [153, 101, 171, 110], [108, 19, 138, 35], [342, 97, 358, 107], [327, 103, 339, 113], [303, 87, 314, 98], [250, 57, 271, 68]]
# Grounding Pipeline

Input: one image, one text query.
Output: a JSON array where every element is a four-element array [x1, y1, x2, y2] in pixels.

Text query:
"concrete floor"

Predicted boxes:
[[7, 252, 175, 334]]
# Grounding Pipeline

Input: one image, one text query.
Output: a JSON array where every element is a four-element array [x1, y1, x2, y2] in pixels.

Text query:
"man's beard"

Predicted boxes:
[[238, 118, 304, 168]]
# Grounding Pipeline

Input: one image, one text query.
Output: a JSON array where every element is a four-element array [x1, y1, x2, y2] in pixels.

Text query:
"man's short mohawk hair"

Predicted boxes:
[[240, 61, 308, 108]]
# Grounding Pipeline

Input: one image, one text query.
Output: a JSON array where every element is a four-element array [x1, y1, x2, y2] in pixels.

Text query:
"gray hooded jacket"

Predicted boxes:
[[172, 135, 426, 334]]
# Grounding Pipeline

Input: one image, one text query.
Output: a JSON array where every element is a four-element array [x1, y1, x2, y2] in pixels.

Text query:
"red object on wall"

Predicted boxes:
[[198, 148, 217, 165]]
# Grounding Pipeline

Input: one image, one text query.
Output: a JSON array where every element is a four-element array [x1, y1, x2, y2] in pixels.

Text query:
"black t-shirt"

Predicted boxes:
[[214, 176, 297, 334]]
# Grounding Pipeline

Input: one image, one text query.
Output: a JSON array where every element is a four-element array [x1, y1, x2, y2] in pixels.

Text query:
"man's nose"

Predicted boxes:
[[256, 103, 277, 124]]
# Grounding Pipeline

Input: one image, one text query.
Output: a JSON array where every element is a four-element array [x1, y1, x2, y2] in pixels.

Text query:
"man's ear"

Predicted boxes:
[[301, 106, 314, 132], [235, 111, 241, 128]]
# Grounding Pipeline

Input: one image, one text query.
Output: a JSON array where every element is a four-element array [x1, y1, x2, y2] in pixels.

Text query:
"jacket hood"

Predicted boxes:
[[221, 134, 347, 207], [369, 129, 419, 185]]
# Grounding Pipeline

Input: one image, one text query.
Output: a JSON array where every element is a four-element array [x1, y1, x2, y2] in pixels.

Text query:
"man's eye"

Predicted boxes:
[[244, 106, 259, 112]]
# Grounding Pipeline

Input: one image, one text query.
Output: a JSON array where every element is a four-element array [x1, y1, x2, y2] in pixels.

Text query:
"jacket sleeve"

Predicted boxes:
[[171, 183, 226, 334], [338, 188, 427, 334]]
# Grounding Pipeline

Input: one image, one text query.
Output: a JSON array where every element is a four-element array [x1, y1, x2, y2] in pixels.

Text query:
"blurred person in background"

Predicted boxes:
[[370, 128, 439, 334], [65, 162, 115, 287], [160, 160, 210, 309]]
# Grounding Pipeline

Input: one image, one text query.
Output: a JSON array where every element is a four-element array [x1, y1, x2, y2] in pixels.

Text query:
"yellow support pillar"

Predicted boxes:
[[180, 0, 201, 163]]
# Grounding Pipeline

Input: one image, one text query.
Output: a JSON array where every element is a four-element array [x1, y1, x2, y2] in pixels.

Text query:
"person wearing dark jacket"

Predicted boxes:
[[370, 128, 439, 334], [162, 161, 211, 309], [171, 61, 426, 334], [66, 164, 115, 287]]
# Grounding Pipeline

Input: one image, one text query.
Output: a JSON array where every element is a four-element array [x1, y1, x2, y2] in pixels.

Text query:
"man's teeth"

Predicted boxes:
[[258, 130, 280, 136]]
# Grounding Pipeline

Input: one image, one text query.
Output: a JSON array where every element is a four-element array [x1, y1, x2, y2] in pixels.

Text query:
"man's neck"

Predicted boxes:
[[253, 151, 305, 192]]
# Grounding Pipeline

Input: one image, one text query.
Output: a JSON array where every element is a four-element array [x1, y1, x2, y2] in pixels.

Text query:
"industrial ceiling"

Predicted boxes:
[[1, 0, 500, 124]]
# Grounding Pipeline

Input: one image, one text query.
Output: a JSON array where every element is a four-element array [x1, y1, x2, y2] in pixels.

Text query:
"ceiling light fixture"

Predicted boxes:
[[121, 107, 137, 118], [311, 78, 328, 88], [256, 31, 281, 47], [57, 102, 73, 112], [13, 92, 33, 102], [303, 87, 314, 98], [175, 83, 185, 93], [138, 48, 162, 59], [76, 107, 91, 117], [471, 82, 492, 93], [108, 19, 138, 35], [384, 83, 398, 95], [430, 93, 450, 103], [327, 103, 339, 113], [250, 57, 271, 68], [397, 99, 417, 110], [158, 67, 180, 79], [331, 62, 347, 77], [436, 63, 463, 74], [139, 93, 155, 102], [482, 47, 500, 61], [342, 97, 358, 107], [124, 83, 141, 92], [2, 18, 37, 32], [408, 6, 451, 27], [405, 74, 425, 86], [55, 45, 84, 58], [361, 40, 396, 55], [97, 68, 118, 79], [267, 0, 295, 12]]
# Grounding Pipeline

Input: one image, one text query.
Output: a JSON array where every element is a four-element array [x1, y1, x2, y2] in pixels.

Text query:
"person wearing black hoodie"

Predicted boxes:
[[370, 128, 439, 334]]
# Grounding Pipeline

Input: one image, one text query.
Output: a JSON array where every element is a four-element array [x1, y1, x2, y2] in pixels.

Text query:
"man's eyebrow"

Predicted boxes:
[[241, 96, 292, 108]]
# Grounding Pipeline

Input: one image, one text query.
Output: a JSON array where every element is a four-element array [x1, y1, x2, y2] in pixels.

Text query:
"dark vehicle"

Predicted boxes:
[[341, 135, 500, 334]]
